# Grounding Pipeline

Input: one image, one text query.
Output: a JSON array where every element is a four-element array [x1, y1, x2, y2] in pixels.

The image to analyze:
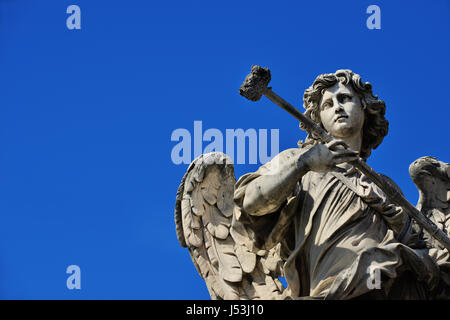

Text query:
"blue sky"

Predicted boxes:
[[0, 0, 449, 299]]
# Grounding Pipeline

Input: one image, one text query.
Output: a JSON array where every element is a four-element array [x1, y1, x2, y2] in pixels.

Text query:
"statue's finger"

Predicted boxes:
[[331, 165, 347, 173], [333, 149, 358, 158], [334, 155, 359, 165], [326, 139, 349, 151]]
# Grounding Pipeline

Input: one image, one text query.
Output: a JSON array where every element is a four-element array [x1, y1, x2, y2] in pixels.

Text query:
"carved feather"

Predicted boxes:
[[191, 187, 205, 216], [204, 205, 230, 240], [181, 198, 201, 247], [234, 244, 256, 274], [230, 211, 257, 252], [210, 277, 240, 300], [200, 167, 221, 205], [217, 176, 235, 217], [212, 237, 242, 283]]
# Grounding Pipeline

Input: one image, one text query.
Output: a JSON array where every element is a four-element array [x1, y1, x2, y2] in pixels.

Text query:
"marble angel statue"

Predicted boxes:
[[174, 66, 450, 300]]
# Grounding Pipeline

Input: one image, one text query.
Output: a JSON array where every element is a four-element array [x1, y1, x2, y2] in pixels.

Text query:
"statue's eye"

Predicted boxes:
[[321, 101, 332, 109], [341, 94, 352, 102]]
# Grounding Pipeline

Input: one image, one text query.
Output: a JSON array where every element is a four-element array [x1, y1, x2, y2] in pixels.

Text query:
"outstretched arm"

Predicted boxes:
[[242, 148, 307, 216], [242, 140, 359, 216]]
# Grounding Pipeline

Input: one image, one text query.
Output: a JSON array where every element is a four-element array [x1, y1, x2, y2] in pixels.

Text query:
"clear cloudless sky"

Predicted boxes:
[[0, 0, 449, 299]]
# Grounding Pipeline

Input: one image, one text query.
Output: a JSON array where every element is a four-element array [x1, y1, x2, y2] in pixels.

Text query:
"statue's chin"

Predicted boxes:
[[329, 125, 358, 139]]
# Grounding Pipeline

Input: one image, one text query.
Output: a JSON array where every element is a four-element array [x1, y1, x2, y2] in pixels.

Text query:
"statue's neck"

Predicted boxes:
[[336, 130, 363, 155], [334, 132, 363, 170]]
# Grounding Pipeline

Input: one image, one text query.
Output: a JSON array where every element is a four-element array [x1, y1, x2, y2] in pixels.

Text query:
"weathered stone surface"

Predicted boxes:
[[175, 68, 450, 300]]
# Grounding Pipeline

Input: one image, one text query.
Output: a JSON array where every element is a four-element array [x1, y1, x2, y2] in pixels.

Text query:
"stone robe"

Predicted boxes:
[[234, 148, 443, 299]]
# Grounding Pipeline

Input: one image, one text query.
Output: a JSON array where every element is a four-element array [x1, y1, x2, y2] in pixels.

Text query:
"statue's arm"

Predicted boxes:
[[242, 148, 308, 216], [241, 140, 359, 216]]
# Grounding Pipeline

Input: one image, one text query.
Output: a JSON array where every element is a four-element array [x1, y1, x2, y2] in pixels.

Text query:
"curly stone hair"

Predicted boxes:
[[300, 69, 389, 159]]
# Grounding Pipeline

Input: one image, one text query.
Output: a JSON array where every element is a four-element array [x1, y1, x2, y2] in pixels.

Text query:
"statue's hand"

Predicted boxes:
[[299, 140, 359, 173]]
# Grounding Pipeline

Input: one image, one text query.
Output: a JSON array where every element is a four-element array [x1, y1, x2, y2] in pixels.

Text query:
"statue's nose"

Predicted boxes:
[[335, 104, 344, 113]]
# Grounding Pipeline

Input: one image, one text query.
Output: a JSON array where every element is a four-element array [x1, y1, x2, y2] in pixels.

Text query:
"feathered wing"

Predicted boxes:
[[409, 156, 450, 248], [175, 152, 285, 300]]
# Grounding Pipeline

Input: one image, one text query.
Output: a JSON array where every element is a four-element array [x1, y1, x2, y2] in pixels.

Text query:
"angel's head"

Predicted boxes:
[[409, 156, 450, 209], [409, 156, 450, 189], [300, 69, 388, 159]]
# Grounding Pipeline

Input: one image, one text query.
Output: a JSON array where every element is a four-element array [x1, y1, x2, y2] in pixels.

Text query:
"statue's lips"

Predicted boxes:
[[334, 115, 349, 122]]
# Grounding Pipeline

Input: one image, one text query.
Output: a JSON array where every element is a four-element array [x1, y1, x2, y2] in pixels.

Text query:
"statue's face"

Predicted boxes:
[[319, 82, 365, 140]]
